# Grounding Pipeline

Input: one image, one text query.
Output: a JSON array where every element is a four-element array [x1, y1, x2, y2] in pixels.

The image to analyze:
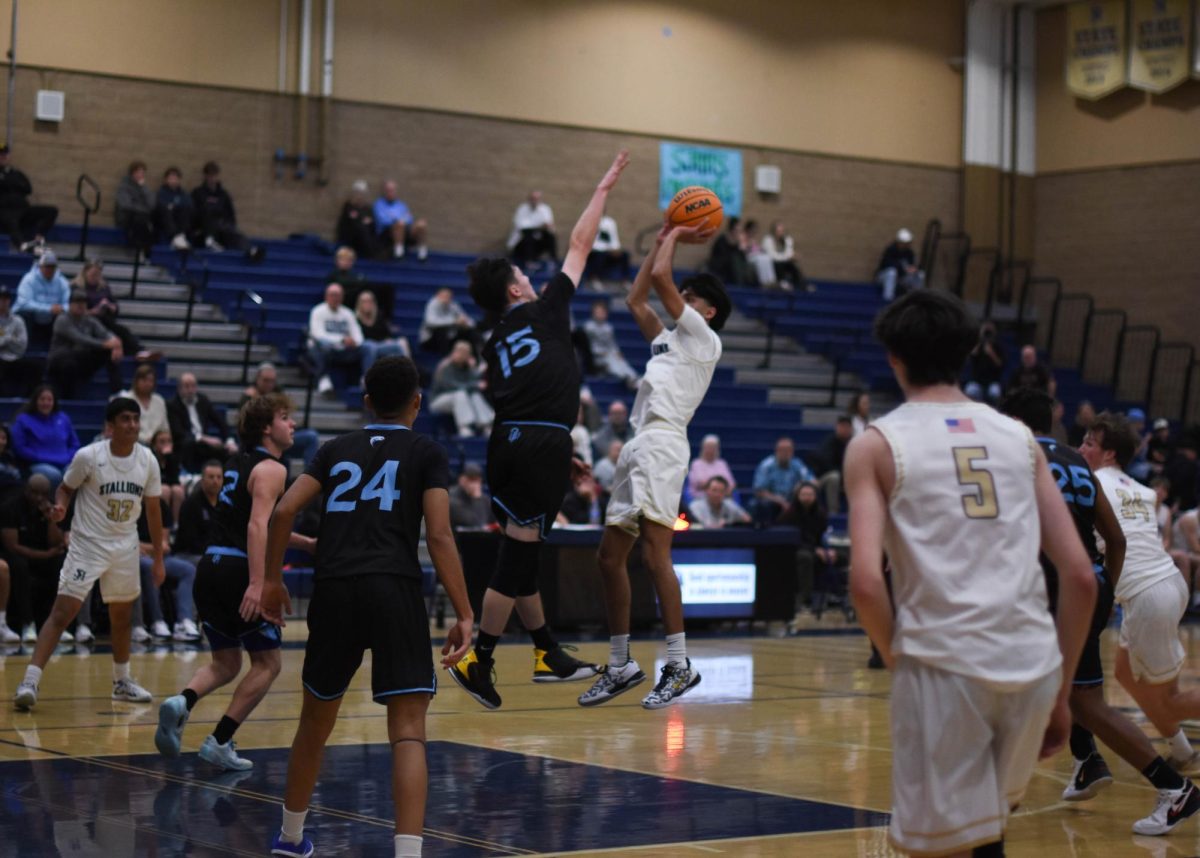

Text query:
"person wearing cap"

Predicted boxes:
[[0, 285, 32, 396], [875, 227, 924, 301], [0, 145, 57, 251], [373, 179, 429, 262], [46, 289, 123, 398], [449, 461, 495, 529], [14, 250, 71, 340], [335, 180, 376, 260], [154, 166, 193, 250]]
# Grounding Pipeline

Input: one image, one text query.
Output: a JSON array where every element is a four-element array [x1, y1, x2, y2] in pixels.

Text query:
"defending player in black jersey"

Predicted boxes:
[[1003, 388, 1200, 830], [154, 393, 315, 772], [448, 150, 629, 710], [261, 356, 474, 858]]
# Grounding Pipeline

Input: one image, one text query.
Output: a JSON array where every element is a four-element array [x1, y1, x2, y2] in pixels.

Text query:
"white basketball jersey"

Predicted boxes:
[[62, 440, 161, 553], [872, 401, 1060, 686], [1095, 467, 1178, 602], [630, 305, 721, 435]]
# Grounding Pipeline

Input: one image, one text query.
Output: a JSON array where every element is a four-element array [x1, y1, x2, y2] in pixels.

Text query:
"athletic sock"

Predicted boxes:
[[23, 665, 42, 686], [394, 834, 422, 857], [665, 632, 687, 667], [113, 661, 130, 682], [181, 688, 199, 711], [1169, 729, 1194, 760], [212, 715, 240, 746], [1069, 724, 1097, 761], [609, 634, 630, 669], [0, 610, 7, 626], [280, 807, 308, 844], [529, 624, 557, 652], [1143, 756, 1187, 791], [475, 631, 500, 663]]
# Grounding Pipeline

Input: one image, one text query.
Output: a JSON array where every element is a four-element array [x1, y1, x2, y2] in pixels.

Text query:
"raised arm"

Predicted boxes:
[[625, 222, 669, 342], [560, 150, 629, 285], [650, 224, 716, 322]]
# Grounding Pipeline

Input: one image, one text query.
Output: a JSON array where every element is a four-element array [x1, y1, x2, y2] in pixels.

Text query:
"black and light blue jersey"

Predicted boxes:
[[1038, 436, 1103, 568], [209, 447, 279, 555]]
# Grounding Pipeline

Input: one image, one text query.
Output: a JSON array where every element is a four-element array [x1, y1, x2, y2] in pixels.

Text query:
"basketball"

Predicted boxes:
[[666, 185, 724, 232]]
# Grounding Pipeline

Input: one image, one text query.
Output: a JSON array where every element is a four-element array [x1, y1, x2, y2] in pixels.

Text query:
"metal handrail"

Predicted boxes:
[[74, 174, 101, 261], [182, 261, 209, 341], [235, 289, 266, 385], [757, 291, 797, 370], [1081, 308, 1126, 388], [984, 259, 1030, 318]]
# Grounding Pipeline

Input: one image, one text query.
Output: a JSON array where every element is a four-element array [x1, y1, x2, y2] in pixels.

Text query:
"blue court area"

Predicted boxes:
[[0, 740, 889, 856]]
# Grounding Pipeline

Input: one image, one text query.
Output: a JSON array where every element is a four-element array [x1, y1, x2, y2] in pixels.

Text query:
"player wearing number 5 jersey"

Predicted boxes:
[[14, 397, 164, 711], [846, 290, 1096, 857]]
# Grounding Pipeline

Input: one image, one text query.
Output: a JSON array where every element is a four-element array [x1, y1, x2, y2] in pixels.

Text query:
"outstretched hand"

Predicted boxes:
[[672, 223, 718, 245], [597, 150, 630, 192]]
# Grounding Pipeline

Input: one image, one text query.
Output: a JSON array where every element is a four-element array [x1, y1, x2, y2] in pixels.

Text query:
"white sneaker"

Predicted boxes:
[[1133, 782, 1200, 835], [578, 659, 646, 707], [171, 232, 191, 251], [112, 677, 153, 703], [204, 235, 224, 252], [392, 244, 405, 259], [173, 619, 200, 641], [641, 658, 702, 710], [74, 624, 94, 644], [59, 629, 74, 643], [316, 375, 333, 395], [199, 734, 253, 771], [0, 622, 18, 643], [20, 623, 35, 643], [131, 625, 152, 643], [417, 245, 428, 262], [151, 620, 171, 639], [13, 679, 37, 710]]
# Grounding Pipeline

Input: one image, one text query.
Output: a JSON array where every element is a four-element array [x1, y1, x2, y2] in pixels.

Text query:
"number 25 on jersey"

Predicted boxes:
[[327, 460, 402, 512]]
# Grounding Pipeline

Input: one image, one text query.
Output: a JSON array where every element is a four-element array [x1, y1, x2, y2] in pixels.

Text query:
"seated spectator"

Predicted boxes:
[[583, 300, 639, 389], [0, 556, 13, 642], [591, 400, 632, 461], [325, 245, 394, 318], [373, 179, 428, 261], [11, 384, 80, 488], [0, 425, 23, 492], [585, 212, 630, 287], [752, 436, 814, 523], [810, 416, 852, 513], [847, 390, 872, 437], [73, 259, 156, 361], [876, 228, 924, 301], [687, 476, 750, 528], [167, 371, 236, 470], [1068, 400, 1096, 449], [761, 222, 807, 291], [1147, 417, 1175, 477], [191, 161, 246, 251], [0, 285, 34, 397], [241, 362, 319, 464], [1006, 345, 1055, 397], [1049, 399, 1070, 446], [449, 461, 495, 529], [508, 190, 557, 270], [114, 160, 155, 255], [593, 439, 623, 494], [707, 218, 753, 287], [1, 474, 66, 642], [46, 289, 123, 397], [1127, 407, 1152, 482], [355, 290, 409, 375], [135, 497, 200, 641], [174, 460, 223, 563], [150, 427, 187, 524], [308, 283, 363, 396], [419, 287, 477, 356], [964, 320, 1005, 403], [744, 220, 775, 288], [117, 363, 170, 445], [558, 474, 604, 525], [0, 144, 57, 251], [775, 481, 833, 614], [154, 166, 193, 250], [14, 250, 70, 342], [336, 180, 376, 259], [1166, 438, 1198, 512], [430, 341, 492, 437], [687, 434, 735, 498], [571, 404, 593, 467]]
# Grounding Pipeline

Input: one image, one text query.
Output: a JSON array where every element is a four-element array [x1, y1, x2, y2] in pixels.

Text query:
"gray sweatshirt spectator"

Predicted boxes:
[[0, 289, 28, 361], [46, 290, 123, 398]]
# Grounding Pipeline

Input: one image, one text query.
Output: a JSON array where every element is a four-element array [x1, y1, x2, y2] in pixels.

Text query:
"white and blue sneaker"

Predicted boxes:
[[271, 832, 315, 857], [155, 695, 189, 757], [13, 679, 37, 710], [199, 734, 253, 771], [578, 659, 646, 707], [112, 677, 152, 703]]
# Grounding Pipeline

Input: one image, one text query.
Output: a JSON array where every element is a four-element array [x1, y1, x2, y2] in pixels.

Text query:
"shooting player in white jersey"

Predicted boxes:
[[14, 397, 164, 710], [846, 290, 1096, 857]]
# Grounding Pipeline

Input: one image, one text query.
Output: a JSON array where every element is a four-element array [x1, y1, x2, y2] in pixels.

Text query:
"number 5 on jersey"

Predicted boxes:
[[496, 326, 540, 378], [327, 460, 402, 512], [953, 446, 999, 520]]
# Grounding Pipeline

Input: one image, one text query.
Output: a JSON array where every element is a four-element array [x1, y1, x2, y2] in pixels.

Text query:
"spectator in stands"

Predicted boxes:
[[154, 166, 193, 250], [72, 259, 156, 361], [708, 217, 752, 287], [1148, 417, 1175, 477], [15, 250, 70, 342], [191, 161, 246, 251], [1152, 476, 1175, 543], [0, 145, 57, 251], [761, 222, 807, 292], [752, 436, 815, 524], [847, 390, 872, 437], [355, 290, 409, 375], [586, 211, 630, 287], [1006, 344, 1055, 397], [336, 180, 376, 259], [0, 286, 32, 397], [150, 428, 187, 524], [583, 300, 638, 389], [419, 287, 476, 356], [687, 434, 735, 498], [46, 289, 123, 398], [1127, 407, 1152, 481], [449, 461, 494, 529], [592, 400, 632, 461], [688, 475, 751, 528], [1165, 438, 1198, 512], [1049, 399, 1070, 446], [776, 481, 833, 614], [558, 474, 604, 525], [114, 160, 155, 256], [240, 362, 319, 465], [571, 404, 593, 466], [308, 283, 363, 396], [430, 340, 493, 437], [173, 460, 222, 564], [373, 179, 428, 261], [876, 228, 924, 301], [135, 497, 200, 641], [964, 320, 1005, 403], [324, 245, 391, 319], [508, 190, 557, 270], [744, 220, 776, 288], [1, 474, 65, 642], [1068, 400, 1096, 448], [117, 363, 170, 445], [593, 439, 623, 494], [0, 425, 24, 491], [11, 385, 79, 488], [810, 416, 852, 513], [167, 371, 235, 470]]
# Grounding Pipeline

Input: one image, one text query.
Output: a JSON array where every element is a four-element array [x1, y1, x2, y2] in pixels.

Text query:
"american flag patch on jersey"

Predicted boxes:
[[945, 418, 976, 433]]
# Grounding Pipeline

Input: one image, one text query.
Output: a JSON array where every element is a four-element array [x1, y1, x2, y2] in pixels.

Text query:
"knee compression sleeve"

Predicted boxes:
[[488, 537, 543, 598]]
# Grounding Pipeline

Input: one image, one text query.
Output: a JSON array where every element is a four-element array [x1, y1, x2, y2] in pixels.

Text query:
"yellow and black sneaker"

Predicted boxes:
[[532, 644, 600, 683], [447, 650, 501, 709]]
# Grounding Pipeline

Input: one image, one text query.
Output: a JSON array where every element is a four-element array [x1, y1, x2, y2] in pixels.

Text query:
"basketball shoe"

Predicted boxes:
[[271, 833, 314, 857], [447, 650, 501, 709], [532, 645, 599, 682], [112, 677, 153, 703], [199, 735, 253, 771], [155, 694, 189, 757], [13, 678, 37, 710], [1062, 753, 1114, 801], [578, 660, 646, 707], [641, 659, 701, 710], [1133, 781, 1200, 835]]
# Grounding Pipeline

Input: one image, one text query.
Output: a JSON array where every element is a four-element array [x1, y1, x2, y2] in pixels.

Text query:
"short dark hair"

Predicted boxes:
[[365, 356, 420, 417], [163, 166, 181, 180], [133, 363, 156, 383], [680, 273, 731, 332], [1088, 411, 1138, 468], [835, 415, 852, 426], [202, 161, 220, 176], [238, 393, 291, 446], [999, 387, 1054, 435], [466, 258, 516, 319], [873, 290, 978, 387], [202, 459, 223, 472], [128, 160, 146, 175], [106, 396, 140, 423], [705, 475, 729, 489]]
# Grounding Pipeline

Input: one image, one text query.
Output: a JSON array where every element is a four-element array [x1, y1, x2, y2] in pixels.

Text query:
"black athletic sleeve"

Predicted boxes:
[[537, 271, 576, 324], [420, 439, 451, 493], [304, 440, 333, 488]]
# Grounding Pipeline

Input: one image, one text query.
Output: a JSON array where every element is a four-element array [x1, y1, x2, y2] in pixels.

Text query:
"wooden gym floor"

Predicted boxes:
[[3, 618, 1200, 856]]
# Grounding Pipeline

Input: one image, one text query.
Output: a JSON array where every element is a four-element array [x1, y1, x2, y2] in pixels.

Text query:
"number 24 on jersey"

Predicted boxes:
[[326, 460, 402, 512]]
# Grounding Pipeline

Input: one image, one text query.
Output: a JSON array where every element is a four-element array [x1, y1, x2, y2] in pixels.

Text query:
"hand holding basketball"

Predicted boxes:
[[666, 186, 723, 234], [671, 223, 718, 245]]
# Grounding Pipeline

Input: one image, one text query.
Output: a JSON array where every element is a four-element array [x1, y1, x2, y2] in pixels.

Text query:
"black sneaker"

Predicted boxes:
[[1133, 780, 1200, 835], [447, 651, 501, 710], [641, 659, 701, 710], [1061, 753, 1113, 801], [533, 645, 600, 683]]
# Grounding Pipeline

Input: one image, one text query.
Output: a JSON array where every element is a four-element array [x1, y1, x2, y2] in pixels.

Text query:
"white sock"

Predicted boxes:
[[666, 632, 687, 667], [281, 807, 308, 843], [113, 661, 130, 682], [23, 665, 42, 686], [609, 634, 630, 669], [1169, 729, 1193, 759], [0, 610, 7, 626], [394, 834, 422, 857]]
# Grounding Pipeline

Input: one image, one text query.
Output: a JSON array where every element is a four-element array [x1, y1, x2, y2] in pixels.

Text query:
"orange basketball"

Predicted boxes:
[[666, 186, 724, 233]]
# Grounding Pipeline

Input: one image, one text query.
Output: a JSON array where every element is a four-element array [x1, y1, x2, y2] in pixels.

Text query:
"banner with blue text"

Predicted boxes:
[[659, 142, 743, 218]]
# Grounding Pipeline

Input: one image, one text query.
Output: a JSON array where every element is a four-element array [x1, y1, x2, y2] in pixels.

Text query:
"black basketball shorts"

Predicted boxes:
[[193, 550, 282, 652], [1074, 568, 1116, 688], [486, 422, 574, 538]]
